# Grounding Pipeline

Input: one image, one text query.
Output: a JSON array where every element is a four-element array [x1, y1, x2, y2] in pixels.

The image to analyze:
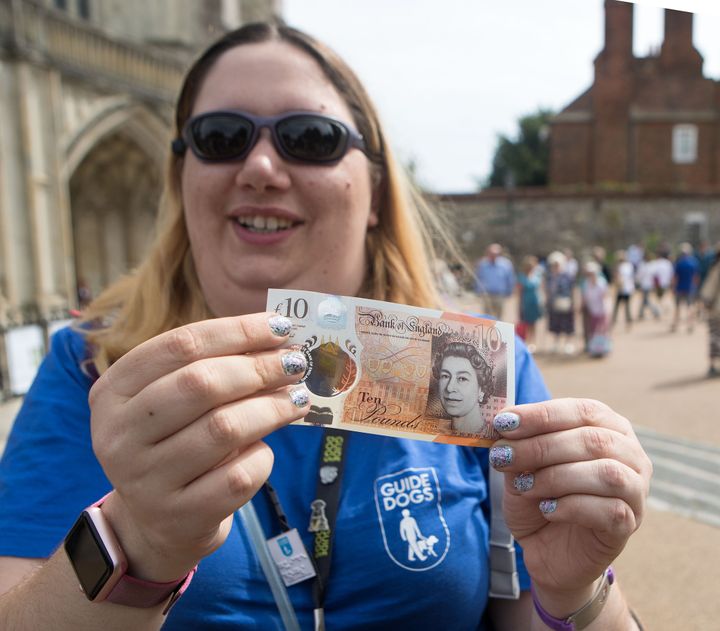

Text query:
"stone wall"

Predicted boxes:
[[433, 190, 720, 262]]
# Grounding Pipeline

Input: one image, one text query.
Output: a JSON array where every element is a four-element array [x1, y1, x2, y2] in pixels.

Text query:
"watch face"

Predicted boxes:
[[64, 512, 113, 600]]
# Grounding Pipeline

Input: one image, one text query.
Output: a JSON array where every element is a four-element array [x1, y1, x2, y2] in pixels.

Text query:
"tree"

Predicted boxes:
[[484, 108, 554, 189]]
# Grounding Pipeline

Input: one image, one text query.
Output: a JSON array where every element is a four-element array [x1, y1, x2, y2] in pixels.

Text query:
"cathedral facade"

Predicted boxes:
[[0, 0, 278, 393]]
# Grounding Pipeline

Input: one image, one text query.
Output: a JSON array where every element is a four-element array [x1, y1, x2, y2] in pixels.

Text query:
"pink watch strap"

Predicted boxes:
[[92, 492, 197, 614]]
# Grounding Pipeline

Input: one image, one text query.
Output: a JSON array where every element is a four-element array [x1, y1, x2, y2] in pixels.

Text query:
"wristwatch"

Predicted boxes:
[[531, 566, 615, 631], [63, 494, 196, 614]]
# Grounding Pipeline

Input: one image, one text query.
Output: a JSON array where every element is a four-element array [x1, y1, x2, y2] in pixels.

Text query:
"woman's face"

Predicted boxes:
[[181, 41, 378, 316], [438, 355, 482, 419]]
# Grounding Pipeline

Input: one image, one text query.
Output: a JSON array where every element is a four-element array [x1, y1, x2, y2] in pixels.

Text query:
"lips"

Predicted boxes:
[[234, 214, 295, 234], [228, 207, 304, 244]]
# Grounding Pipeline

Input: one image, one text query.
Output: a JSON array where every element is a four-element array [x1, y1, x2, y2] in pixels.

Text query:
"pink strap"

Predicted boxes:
[[92, 491, 197, 614]]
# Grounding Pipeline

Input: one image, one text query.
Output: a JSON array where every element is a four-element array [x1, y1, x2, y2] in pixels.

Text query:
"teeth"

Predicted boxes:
[[236, 215, 294, 233]]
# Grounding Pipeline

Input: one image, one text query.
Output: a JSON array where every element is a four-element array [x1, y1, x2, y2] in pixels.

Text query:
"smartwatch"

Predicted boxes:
[[63, 494, 195, 613]]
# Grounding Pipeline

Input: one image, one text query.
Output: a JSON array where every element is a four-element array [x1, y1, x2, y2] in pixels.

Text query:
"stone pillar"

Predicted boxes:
[[17, 63, 70, 320], [0, 60, 35, 324]]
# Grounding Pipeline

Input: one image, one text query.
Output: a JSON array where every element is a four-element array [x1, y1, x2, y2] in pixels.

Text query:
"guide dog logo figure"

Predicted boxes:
[[374, 467, 449, 571]]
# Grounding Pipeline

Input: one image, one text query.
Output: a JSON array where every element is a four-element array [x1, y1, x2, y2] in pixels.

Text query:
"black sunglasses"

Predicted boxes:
[[172, 110, 368, 164]]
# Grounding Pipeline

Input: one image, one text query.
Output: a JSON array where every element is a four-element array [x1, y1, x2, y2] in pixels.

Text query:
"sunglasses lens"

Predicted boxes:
[[277, 116, 347, 162], [190, 114, 253, 160]]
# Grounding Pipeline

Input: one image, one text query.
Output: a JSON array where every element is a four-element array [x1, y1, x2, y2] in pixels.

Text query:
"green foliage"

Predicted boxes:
[[484, 108, 554, 189]]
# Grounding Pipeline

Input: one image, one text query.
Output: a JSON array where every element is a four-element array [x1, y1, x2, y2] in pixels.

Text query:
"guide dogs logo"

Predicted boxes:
[[374, 467, 450, 571]]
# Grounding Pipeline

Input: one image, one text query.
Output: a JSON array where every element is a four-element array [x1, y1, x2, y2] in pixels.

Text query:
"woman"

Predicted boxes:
[[700, 247, 720, 377], [545, 250, 576, 354], [432, 341, 493, 436], [0, 22, 650, 630], [516, 255, 544, 353]]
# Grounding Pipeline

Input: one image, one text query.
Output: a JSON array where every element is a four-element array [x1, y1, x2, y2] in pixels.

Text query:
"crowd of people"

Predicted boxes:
[[439, 240, 720, 376]]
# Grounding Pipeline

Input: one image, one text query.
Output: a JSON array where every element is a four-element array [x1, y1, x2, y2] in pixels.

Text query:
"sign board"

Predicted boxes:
[[5, 325, 46, 396]]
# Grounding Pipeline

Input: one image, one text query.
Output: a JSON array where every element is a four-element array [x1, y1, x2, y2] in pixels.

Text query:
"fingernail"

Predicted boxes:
[[281, 351, 307, 376], [269, 315, 293, 337], [489, 445, 514, 468], [513, 472, 534, 492], [540, 499, 558, 514], [289, 386, 310, 408], [494, 412, 520, 431]]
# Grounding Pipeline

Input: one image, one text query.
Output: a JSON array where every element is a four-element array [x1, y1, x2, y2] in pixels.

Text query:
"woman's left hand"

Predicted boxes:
[[490, 398, 652, 596]]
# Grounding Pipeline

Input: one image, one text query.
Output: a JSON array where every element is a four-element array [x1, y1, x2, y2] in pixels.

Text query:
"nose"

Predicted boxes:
[[444, 376, 458, 393], [234, 128, 291, 192]]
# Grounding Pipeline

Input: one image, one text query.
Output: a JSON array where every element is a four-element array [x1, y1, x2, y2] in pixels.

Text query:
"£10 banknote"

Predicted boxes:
[[267, 289, 515, 447]]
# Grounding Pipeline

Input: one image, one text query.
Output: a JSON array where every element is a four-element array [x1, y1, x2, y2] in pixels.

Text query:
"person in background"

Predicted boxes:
[[652, 247, 675, 316], [699, 247, 720, 377], [0, 21, 650, 631], [581, 262, 611, 358], [545, 251, 576, 354], [474, 243, 515, 321], [635, 253, 660, 321], [672, 242, 701, 333], [696, 240, 716, 288], [563, 248, 579, 282], [591, 245, 612, 284], [516, 255, 544, 353], [611, 250, 634, 330]]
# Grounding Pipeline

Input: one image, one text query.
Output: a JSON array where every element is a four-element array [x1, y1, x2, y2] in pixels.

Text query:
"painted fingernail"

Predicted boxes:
[[489, 445, 514, 468], [269, 315, 293, 337], [540, 499, 558, 514], [494, 412, 520, 431], [289, 386, 310, 408], [513, 472, 534, 492], [281, 351, 307, 376]]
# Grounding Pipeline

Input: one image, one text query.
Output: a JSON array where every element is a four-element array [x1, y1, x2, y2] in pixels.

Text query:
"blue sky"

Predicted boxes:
[[283, 0, 720, 192]]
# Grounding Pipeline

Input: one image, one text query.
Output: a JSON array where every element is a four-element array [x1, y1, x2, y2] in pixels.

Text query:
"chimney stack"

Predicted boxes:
[[594, 1, 634, 78], [660, 9, 703, 74]]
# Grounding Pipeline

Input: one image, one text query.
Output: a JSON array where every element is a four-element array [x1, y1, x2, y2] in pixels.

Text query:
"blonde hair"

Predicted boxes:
[[79, 22, 460, 372]]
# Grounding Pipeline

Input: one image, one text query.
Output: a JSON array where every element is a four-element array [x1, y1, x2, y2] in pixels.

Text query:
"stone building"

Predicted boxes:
[[438, 0, 719, 263], [0, 0, 278, 394]]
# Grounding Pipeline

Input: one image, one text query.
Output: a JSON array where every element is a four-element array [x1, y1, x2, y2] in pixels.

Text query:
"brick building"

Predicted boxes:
[[550, 0, 720, 191], [436, 1, 720, 262]]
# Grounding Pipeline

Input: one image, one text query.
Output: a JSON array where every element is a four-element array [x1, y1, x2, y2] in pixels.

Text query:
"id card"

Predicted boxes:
[[266, 528, 317, 587]]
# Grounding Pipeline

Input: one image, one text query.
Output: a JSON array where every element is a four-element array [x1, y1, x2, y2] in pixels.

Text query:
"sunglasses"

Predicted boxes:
[[172, 110, 368, 164]]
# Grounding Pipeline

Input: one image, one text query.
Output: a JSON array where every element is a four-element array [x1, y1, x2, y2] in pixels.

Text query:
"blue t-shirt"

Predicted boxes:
[[0, 327, 550, 630], [674, 255, 700, 294]]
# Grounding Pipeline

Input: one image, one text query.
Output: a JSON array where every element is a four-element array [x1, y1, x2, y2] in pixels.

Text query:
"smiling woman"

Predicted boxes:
[[0, 19, 650, 631]]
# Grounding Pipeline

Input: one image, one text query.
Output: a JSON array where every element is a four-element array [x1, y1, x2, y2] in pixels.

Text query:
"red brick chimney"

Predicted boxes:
[[596, 0, 633, 70], [592, 0, 635, 184], [660, 9, 703, 74]]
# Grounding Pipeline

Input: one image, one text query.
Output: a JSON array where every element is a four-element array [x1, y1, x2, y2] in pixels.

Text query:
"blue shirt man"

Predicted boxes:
[[474, 243, 516, 320]]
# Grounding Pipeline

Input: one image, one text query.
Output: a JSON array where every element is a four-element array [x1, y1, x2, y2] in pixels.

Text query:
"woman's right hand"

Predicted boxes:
[[88, 313, 310, 583]]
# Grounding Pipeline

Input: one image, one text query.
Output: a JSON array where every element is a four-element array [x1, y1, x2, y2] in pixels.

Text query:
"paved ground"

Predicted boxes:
[[1, 296, 718, 629]]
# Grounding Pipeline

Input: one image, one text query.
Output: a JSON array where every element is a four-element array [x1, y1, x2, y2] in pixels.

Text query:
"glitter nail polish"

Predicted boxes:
[[289, 387, 310, 408], [281, 351, 307, 376], [493, 412, 520, 432], [540, 499, 558, 514], [489, 445, 514, 468], [269, 315, 293, 337], [513, 472, 534, 492]]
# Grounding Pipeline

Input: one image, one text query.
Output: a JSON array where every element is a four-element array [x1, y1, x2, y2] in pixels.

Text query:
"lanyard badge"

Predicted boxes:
[[264, 429, 348, 603], [266, 528, 317, 587]]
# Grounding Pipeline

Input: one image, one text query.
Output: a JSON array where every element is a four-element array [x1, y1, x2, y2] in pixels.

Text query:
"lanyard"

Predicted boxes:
[[264, 428, 348, 631]]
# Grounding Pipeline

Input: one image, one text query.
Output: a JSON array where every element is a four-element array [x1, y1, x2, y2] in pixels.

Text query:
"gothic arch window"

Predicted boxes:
[[672, 124, 698, 164]]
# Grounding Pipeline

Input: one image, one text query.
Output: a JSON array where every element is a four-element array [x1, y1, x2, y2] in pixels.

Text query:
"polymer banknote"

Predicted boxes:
[[268, 289, 515, 447]]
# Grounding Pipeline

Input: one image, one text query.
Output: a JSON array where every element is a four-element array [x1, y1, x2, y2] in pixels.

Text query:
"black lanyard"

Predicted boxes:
[[264, 428, 348, 631]]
